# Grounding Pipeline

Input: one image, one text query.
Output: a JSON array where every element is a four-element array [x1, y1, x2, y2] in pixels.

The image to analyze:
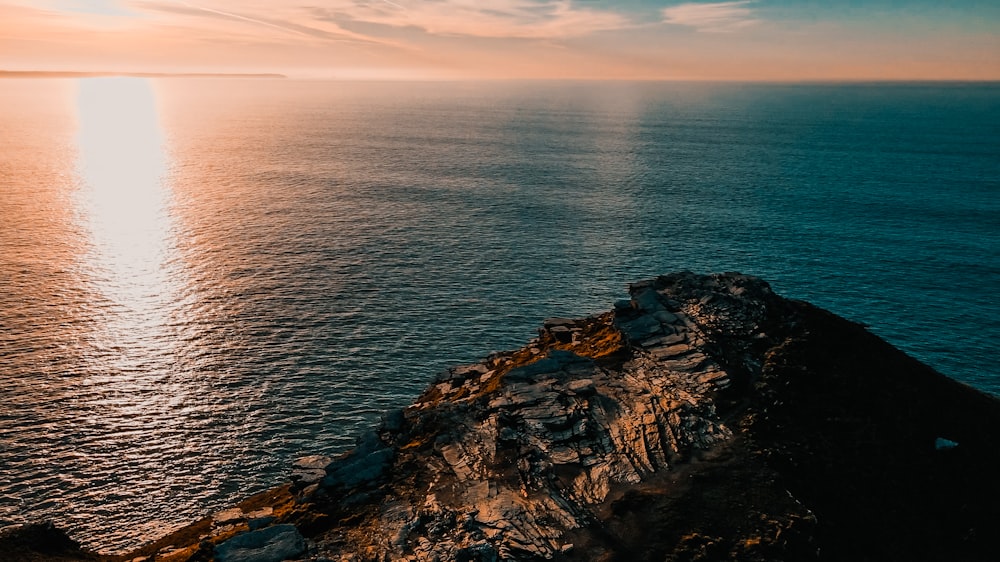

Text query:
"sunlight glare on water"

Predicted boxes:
[[64, 79, 210, 544], [73, 78, 182, 371]]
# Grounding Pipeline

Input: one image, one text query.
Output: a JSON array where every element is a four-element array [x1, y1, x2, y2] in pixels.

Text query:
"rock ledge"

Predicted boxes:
[[6, 272, 1000, 562]]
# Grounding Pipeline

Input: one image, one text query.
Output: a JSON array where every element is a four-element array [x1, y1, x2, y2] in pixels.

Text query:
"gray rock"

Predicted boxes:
[[633, 288, 664, 312], [214, 525, 306, 562], [567, 379, 595, 394], [453, 364, 489, 378], [379, 409, 406, 433], [617, 314, 663, 341], [213, 508, 244, 526], [456, 542, 499, 561], [291, 455, 332, 489], [505, 357, 562, 383], [543, 317, 578, 328], [549, 325, 573, 343], [505, 350, 589, 383], [650, 343, 692, 360], [505, 357, 562, 382], [322, 434, 394, 491], [248, 516, 276, 531], [614, 299, 634, 311], [653, 310, 679, 324]]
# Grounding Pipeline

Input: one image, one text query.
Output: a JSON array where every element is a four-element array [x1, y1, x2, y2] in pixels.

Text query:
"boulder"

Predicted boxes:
[[214, 524, 305, 562]]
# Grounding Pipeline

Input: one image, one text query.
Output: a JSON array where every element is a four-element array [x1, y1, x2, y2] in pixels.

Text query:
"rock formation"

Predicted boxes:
[[0, 522, 98, 562], [5, 272, 1000, 561]]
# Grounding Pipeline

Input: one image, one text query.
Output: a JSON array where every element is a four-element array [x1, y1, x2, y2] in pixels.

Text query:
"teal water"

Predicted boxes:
[[1, 79, 998, 552]]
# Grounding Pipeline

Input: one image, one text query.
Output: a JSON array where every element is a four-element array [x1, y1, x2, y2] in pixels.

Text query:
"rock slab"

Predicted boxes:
[[214, 524, 305, 562]]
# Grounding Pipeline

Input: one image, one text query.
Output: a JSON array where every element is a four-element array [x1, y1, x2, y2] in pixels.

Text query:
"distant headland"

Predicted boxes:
[[0, 71, 287, 79]]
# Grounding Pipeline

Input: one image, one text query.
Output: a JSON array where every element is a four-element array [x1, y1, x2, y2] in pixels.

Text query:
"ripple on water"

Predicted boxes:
[[0, 80, 998, 552]]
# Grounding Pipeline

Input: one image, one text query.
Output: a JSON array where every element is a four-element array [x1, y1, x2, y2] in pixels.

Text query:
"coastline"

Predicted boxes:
[[6, 271, 1000, 561]]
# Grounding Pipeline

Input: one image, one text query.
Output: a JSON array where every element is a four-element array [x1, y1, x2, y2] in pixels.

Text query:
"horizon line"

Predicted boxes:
[[0, 70, 287, 79], [2, 70, 998, 84]]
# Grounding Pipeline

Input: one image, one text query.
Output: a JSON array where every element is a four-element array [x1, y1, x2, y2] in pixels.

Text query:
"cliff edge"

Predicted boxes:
[[7, 272, 1000, 561]]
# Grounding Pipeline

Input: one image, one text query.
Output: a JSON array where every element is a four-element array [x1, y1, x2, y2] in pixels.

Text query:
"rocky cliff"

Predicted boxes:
[[7, 272, 1000, 561]]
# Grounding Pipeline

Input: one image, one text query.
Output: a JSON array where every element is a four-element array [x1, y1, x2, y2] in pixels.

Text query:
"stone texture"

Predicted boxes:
[[214, 524, 305, 562], [291, 455, 333, 491], [51, 272, 1000, 562], [284, 272, 1000, 562], [285, 273, 773, 560]]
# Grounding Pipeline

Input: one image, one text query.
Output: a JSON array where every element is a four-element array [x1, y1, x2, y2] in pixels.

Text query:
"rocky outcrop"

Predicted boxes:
[[0, 522, 98, 562], [281, 271, 1000, 561], [7, 272, 1000, 561]]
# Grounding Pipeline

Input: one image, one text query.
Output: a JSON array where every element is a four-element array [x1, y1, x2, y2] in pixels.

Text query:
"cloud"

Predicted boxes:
[[53, 0, 136, 16], [310, 0, 631, 40], [661, 1, 758, 33], [131, 0, 406, 47], [123, 0, 629, 54], [3, 0, 137, 17]]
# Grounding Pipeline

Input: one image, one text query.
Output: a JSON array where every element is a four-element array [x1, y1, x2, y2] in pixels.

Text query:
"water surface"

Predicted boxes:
[[1, 79, 997, 552]]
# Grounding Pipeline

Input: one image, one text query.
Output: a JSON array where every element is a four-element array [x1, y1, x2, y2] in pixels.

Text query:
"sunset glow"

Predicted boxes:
[[74, 77, 181, 359], [2, 1, 999, 552], [1, 1, 998, 80]]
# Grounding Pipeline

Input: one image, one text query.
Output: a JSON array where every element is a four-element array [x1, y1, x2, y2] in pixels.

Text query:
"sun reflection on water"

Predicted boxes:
[[73, 77, 180, 368], [66, 79, 249, 551]]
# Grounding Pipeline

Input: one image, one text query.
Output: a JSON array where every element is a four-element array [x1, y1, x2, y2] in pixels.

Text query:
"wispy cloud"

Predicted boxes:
[[51, 0, 136, 16], [312, 0, 631, 40], [152, 1, 323, 39], [132, 0, 405, 47], [4, 0, 137, 17], [123, 0, 631, 51], [662, 1, 758, 33], [3, 0, 996, 80]]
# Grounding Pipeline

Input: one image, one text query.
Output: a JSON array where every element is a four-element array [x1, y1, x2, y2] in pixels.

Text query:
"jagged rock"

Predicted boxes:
[[548, 325, 573, 343], [615, 314, 663, 341], [247, 508, 276, 531], [291, 455, 333, 491], [380, 409, 406, 433], [213, 524, 305, 562], [284, 272, 1000, 562], [79, 272, 1000, 562], [321, 432, 394, 493], [0, 521, 94, 561]]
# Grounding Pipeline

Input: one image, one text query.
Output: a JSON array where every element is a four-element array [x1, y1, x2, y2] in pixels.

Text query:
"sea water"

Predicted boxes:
[[1, 79, 997, 552]]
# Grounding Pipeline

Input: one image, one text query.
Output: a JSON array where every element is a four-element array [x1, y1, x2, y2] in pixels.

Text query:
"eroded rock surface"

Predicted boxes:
[[213, 524, 305, 562], [12, 272, 999, 562], [282, 272, 1000, 561]]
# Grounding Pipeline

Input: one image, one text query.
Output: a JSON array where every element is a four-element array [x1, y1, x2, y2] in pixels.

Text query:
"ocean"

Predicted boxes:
[[1, 78, 997, 553]]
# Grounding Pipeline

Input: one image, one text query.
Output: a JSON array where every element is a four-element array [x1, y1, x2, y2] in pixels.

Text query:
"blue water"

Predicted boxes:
[[1, 79, 998, 552]]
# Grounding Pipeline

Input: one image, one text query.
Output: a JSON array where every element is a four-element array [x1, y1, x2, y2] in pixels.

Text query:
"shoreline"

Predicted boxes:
[[6, 271, 1000, 561]]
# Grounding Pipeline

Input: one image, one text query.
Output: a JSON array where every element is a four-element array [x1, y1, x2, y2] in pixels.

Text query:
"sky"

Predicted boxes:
[[1, 0, 998, 80]]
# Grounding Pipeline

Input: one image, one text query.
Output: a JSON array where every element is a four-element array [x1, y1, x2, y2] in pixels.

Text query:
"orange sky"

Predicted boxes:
[[2, 1, 998, 80]]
